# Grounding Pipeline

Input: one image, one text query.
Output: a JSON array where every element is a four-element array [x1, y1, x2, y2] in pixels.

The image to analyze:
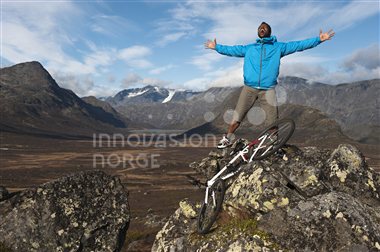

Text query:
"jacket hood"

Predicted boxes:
[[256, 35, 277, 44]]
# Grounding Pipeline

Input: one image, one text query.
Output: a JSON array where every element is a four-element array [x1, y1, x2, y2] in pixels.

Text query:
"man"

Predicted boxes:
[[205, 22, 335, 149]]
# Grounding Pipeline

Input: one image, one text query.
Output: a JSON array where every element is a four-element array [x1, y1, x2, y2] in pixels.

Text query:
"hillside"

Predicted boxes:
[[0, 62, 128, 138]]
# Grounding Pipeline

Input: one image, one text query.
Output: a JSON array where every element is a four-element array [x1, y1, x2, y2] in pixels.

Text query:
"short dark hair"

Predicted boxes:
[[261, 22, 272, 36]]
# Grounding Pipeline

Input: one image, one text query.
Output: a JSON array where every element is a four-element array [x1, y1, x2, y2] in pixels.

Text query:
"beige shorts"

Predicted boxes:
[[233, 85, 278, 126]]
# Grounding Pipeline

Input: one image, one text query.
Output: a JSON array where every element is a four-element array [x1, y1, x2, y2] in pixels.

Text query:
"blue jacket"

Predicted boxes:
[[215, 36, 322, 90]]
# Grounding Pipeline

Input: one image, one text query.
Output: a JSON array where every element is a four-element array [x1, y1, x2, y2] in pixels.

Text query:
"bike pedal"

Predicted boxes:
[[275, 148, 286, 158]]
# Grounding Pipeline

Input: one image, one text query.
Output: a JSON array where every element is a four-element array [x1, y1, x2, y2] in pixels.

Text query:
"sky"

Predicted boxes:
[[1, 0, 379, 97]]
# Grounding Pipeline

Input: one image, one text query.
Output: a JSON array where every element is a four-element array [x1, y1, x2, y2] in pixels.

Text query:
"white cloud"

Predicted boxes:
[[118, 45, 151, 60], [280, 54, 329, 64], [121, 73, 143, 87], [279, 63, 329, 82], [182, 77, 211, 91], [53, 73, 94, 97], [3, 19, 70, 67], [156, 32, 187, 47], [2, 2, 81, 66], [118, 46, 153, 68], [208, 62, 243, 88], [320, 2, 379, 33], [149, 64, 175, 75], [280, 43, 380, 83], [84, 48, 114, 67], [169, 1, 378, 43], [342, 43, 380, 71], [120, 73, 172, 88], [141, 78, 172, 87], [153, 9, 198, 47], [90, 14, 139, 37], [108, 75, 116, 83], [128, 59, 153, 69], [2, 2, 154, 96], [189, 51, 222, 71], [85, 85, 120, 98]]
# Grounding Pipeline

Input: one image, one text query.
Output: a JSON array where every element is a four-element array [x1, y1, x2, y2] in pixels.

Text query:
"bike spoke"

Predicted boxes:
[[249, 119, 295, 161], [212, 191, 216, 207], [260, 144, 273, 156]]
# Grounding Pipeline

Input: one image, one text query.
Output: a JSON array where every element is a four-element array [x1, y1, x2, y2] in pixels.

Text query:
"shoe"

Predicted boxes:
[[217, 135, 231, 149]]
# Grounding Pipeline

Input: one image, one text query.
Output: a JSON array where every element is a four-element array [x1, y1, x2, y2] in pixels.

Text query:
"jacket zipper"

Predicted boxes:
[[258, 43, 264, 88]]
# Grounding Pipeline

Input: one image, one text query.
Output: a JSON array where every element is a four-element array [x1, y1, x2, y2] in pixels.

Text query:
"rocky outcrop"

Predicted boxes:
[[152, 144, 380, 251], [0, 170, 130, 252]]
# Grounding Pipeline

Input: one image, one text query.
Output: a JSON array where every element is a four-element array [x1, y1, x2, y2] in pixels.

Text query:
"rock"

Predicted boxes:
[[179, 199, 198, 219], [258, 192, 380, 251], [144, 213, 168, 228], [152, 144, 380, 251], [324, 144, 380, 204], [0, 170, 130, 252]]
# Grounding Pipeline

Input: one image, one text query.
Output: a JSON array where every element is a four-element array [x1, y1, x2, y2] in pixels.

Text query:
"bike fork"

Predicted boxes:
[[204, 187, 216, 206]]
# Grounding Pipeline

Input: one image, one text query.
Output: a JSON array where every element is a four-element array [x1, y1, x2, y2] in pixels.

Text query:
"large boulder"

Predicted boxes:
[[0, 170, 130, 252], [152, 144, 380, 251]]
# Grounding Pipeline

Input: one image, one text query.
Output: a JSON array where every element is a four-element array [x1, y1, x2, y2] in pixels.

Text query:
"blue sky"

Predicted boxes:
[[2, 0, 379, 97]]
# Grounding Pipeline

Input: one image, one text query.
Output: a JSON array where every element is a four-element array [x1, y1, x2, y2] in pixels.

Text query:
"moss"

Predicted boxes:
[[0, 242, 13, 252], [219, 218, 268, 240], [188, 214, 282, 251]]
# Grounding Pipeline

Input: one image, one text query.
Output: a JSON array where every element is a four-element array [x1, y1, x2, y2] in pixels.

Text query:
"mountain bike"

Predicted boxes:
[[195, 118, 295, 234]]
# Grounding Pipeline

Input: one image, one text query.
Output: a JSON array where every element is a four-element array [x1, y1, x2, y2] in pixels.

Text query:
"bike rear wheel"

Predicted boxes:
[[197, 179, 226, 234], [251, 118, 295, 161]]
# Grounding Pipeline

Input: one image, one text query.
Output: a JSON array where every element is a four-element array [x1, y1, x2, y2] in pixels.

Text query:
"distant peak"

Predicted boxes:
[[1, 61, 59, 89], [14, 61, 44, 69], [2, 61, 47, 73]]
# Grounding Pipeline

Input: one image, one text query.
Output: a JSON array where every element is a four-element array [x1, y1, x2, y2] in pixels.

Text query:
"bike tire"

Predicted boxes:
[[251, 118, 295, 161], [197, 179, 226, 234]]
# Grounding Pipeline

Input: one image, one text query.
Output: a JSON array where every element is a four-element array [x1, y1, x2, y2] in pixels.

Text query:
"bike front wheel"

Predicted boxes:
[[197, 179, 226, 234], [251, 118, 295, 161]]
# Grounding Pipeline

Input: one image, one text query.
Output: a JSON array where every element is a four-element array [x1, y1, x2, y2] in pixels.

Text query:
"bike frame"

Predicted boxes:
[[204, 133, 272, 204]]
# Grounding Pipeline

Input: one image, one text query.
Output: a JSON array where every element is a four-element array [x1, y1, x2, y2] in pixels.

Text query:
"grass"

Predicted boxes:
[[189, 209, 282, 250]]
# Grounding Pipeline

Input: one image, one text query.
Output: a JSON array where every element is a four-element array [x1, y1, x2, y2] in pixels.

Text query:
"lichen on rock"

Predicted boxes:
[[0, 170, 130, 252]]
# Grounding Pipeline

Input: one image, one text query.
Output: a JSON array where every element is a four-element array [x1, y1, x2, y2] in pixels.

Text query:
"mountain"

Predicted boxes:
[[106, 85, 200, 106], [182, 86, 350, 146], [0, 61, 128, 138], [114, 87, 236, 129], [278, 76, 379, 143], [82, 95, 154, 129], [2, 61, 376, 143], [111, 84, 351, 146], [110, 77, 379, 144]]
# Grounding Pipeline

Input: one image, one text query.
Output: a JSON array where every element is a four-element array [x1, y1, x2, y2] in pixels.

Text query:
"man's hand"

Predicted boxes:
[[319, 29, 335, 42], [204, 38, 217, 49]]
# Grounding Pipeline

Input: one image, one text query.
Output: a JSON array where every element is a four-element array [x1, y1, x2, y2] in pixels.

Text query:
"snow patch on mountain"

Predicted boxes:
[[162, 90, 176, 103], [127, 90, 148, 98]]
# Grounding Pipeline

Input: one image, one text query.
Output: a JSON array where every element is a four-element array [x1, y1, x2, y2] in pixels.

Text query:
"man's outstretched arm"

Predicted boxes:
[[281, 29, 335, 57], [205, 38, 248, 57]]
